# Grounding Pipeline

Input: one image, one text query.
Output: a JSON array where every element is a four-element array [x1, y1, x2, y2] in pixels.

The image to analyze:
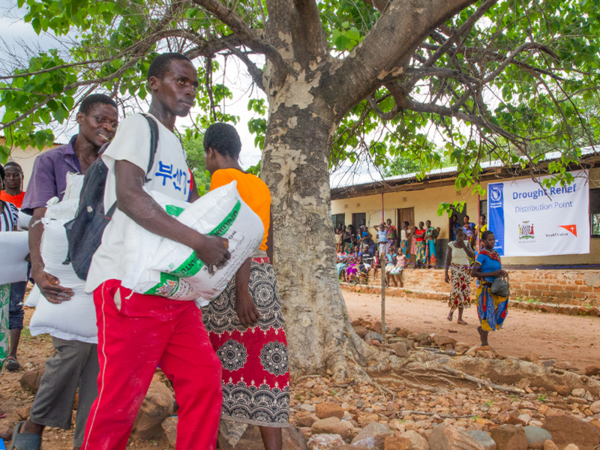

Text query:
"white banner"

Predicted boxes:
[[488, 171, 590, 257]]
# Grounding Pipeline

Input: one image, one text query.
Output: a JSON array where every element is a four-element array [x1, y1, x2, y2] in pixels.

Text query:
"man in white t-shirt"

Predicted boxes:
[[82, 53, 230, 450]]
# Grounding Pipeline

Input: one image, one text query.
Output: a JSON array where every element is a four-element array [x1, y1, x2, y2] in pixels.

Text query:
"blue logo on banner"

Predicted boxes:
[[488, 183, 505, 255]]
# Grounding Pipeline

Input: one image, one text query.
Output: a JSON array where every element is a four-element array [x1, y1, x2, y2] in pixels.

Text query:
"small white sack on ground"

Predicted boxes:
[[129, 181, 264, 304], [0, 231, 29, 284], [29, 174, 98, 343]]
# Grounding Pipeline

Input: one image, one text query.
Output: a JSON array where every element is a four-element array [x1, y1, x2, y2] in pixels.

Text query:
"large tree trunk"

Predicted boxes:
[[261, 81, 374, 381]]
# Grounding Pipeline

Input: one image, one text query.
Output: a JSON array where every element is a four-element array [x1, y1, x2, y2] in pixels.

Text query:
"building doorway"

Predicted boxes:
[[332, 213, 345, 230], [352, 212, 367, 231], [397, 207, 414, 229]]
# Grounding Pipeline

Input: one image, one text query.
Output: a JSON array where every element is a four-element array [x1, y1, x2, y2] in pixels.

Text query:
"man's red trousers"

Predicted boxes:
[[82, 280, 223, 450]]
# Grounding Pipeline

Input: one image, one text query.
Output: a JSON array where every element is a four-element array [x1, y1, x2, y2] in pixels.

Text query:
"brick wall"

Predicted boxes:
[[347, 268, 600, 307]]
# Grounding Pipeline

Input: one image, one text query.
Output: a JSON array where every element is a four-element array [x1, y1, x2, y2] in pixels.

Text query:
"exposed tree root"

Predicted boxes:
[[439, 365, 525, 394]]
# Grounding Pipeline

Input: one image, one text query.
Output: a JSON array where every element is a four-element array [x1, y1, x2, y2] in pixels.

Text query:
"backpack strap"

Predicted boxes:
[[105, 113, 160, 220], [140, 113, 159, 182]]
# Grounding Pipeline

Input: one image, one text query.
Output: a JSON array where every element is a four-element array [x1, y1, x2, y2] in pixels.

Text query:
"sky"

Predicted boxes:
[[0, 0, 266, 169]]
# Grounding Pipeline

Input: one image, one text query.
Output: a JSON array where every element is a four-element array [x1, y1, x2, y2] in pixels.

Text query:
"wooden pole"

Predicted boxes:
[[381, 192, 386, 343], [477, 193, 481, 252]]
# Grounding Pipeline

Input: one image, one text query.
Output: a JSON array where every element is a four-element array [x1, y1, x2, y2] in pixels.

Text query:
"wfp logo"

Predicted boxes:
[[519, 221, 535, 240], [490, 186, 502, 203]]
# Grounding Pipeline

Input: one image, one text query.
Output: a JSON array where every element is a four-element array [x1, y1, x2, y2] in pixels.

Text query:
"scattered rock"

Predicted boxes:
[[353, 326, 368, 338], [332, 446, 372, 450], [307, 434, 344, 450], [352, 422, 392, 449], [390, 342, 409, 357], [161, 416, 178, 446], [301, 404, 317, 413], [523, 353, 539, 364], [433, 335, 457, 347], [590, 401, 600, 414], [297, 413, 319, 428], [563, 446, 579, 450], [541, 360, 557, 367], [15, 405, 32, 421], [543, 416, 600, 450], [543, 441, 558, 450], [523, 426, 552, 450], [572, 388, 586, 398], [364, 331, 383, 343], [19, 366, 45, 393], [311, 417, 352, 440], [131, 380, 175, 440], [316, 403, 345, 420], [383, 431, 429, 450], [429, 424, 485, 449], [489, 425, 527, 450], [467, 430, 497, 450], [585, 366, 600, 377], [555, 385, 571, 396]]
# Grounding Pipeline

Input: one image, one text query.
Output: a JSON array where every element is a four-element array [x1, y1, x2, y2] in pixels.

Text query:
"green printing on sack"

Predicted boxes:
[[170, 200, 241, 277], [166, 205, 185, 217], [145, 272, 180, 297]]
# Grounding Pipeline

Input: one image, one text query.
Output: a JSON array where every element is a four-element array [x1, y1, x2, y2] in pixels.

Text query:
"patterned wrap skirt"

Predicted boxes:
[[416, 241, 426, 265], [475, 283, 509, 331], [426, 240, 437, 266], [202, 258, 290, 435], [0, 284, 9, 371], [448, 264, 471, 311]]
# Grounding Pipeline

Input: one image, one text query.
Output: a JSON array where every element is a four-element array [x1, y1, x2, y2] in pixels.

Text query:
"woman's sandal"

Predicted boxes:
[[457, 319, 468, 325], [9, 422, 42, 450], [5, 357, 21, 372]]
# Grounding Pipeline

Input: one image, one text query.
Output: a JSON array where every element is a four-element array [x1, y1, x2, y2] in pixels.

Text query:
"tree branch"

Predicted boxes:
[[223, 42, 265, 90], [361, 0, 391, 13], [326, 0, 478, 120], [191, 0, 287, 83], [184, 33, 243, 59]]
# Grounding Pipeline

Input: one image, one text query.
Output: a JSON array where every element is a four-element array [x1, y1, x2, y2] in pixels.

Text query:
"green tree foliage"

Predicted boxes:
[[181, 130, 211, 196], [0, 0, 599, 201]]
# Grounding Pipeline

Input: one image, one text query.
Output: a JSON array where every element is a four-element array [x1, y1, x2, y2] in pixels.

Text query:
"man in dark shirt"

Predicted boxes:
[[13, 94, 118, 450]]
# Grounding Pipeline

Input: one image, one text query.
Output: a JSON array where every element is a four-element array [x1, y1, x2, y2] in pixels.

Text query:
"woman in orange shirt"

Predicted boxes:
[[0, 161, 26, 208], [201, 123, 289, 450]]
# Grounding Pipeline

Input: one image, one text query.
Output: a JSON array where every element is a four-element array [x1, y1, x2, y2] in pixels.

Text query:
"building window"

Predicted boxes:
[[591, 188, 600, 237]]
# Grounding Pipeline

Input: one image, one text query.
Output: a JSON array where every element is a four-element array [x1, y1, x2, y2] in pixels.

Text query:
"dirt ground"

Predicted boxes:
[[1, 295, 599, 448], [342, 290, 600, 371]]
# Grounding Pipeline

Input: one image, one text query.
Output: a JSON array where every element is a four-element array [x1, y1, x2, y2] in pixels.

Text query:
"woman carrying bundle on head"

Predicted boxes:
[[471, 230, 509, 348], [445, 227, 474, 325], [202, 123, 289, 450]]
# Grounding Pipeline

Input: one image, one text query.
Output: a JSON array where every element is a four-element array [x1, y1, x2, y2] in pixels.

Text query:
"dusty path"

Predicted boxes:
[[343, 291, 600, 371]]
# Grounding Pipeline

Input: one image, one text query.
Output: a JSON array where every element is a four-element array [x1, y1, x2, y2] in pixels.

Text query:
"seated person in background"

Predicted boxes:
[[389, 253, 408, 287], [336, 250, 348, 281], [357, 254, 369, 284], [346, 247, 359, 282], [384, 246, 398, 287], [360, 244, 373, 270]]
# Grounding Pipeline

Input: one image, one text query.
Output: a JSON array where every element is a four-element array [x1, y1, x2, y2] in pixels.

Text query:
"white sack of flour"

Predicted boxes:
[[127, 181, 264, 304], [0, 231, 29, 284], [30, 174, 97, 343]]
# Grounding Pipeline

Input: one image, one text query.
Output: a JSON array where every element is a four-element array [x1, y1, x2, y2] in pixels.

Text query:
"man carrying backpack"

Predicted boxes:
[[12, 94, 119, 450], [81, 53, 230, 450]]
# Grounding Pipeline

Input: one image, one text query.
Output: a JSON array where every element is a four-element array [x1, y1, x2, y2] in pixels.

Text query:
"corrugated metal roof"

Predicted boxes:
[[330, 146, 599, 191]]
